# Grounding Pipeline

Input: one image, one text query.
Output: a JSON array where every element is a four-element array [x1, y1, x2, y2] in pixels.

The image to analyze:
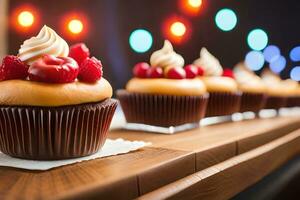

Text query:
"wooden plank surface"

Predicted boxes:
[[0, 148, 193, 200], [138, 129, 300, 200], [0, 116, 299, 200], [109, 116, 300, 171]]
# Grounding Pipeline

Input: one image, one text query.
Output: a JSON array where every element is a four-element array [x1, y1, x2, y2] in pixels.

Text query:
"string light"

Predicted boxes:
[[68, 19, 83, 34], [188, 0, 202, 8], [170, 22, 186, 37], [129, 29, 153, 53], [17, 11, 34, 27], [247, 29, 268, 51], [263, 45, 280, 63], [179, 0, 202, 16], [270, 56, 286, 73], [289, 46, 300, 62], [290, 66, 300, 81], [245, 51, 265, 71], [215, 8, 237, 31]]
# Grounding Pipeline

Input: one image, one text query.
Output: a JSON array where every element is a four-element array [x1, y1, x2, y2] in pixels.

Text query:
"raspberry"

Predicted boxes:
[[223, 68, 235, 79], [133, 62, 150, 78], [184, 65, 198, 79], [0, 55, 29, 81], [166, 67, 186, 79], [147, 67, 164, 78], [29, 55, 79, 83], [78, 57, 103, 82], [69, 43, 90, 66]]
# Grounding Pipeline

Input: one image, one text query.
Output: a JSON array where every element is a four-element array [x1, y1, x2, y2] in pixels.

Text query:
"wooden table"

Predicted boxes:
[[1, 116, 300, 200]]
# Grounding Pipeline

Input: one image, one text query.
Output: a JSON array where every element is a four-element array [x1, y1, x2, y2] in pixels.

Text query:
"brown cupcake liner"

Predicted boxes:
[[264, 96, 287, 109], [286, 96, 300, 108], [239, 92, 267, 113], [116, 90, 209, 127], [0, 99, 117, 160], [205, 92, 242, 117]]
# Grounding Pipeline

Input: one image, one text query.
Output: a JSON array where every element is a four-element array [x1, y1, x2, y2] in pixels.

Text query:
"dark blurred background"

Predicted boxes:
[[6, 0, 300, 90]]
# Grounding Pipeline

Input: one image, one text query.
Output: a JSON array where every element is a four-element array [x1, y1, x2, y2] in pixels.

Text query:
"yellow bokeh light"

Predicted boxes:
[[188, 0, 202, 8], [170, 22, 186, 37], [68, 19, 83, 34], [18, 11, 34, 27]]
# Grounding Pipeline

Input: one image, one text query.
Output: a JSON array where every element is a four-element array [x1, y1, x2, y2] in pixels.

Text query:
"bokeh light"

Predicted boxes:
[[247, 29, 268, 51], [263, 45, 280, 63], [215, 8, 237, 31], [129, 29, 153, 53], [17, 11, 34, 27], [289, 46, 300, 62], [163, 16, 191, 44], [11, 5, 40, 33], [68, 19, 83, 34], [179, 0, 203, 16], [188, 0, 202, 7], [170, 22, 186, 37], [290, 66, 300, 81], [245, 51, 265, 71], [270, 56, 286, 73]]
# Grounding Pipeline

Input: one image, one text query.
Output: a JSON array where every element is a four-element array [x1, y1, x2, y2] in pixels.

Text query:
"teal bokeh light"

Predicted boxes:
[[129, 29, 153, 53], [215, 8, 237, 31], [247, 29, 268, 51]]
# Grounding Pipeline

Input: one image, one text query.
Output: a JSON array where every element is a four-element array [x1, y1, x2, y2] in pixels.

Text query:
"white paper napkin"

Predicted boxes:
[[0, 138, 151, 170]]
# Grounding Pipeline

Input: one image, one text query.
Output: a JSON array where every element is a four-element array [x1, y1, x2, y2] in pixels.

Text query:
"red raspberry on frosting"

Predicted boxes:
[[69, 43, 90, 66], [78, 57, 103, 82], [0, 55, 29, 81], [223, 68, 235, 79]]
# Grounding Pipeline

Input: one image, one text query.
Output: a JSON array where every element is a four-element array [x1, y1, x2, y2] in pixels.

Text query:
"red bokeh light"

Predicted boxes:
[[163, 16, 191, 44], [179, 0, 203, 16], [61, 12, 89, 40], [11, 4, 40, 34]]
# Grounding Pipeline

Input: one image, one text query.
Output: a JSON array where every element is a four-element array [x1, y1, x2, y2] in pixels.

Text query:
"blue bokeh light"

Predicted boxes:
[[215, 8, 238, 31], [289, 46, 300, 62], [263, 45, 280, 63], [270, 56, 286, 73], [245, 51, 265, 71], [290, 66, 300, 81], [129, 29, 153, 53], [247, 29, 268, 51]]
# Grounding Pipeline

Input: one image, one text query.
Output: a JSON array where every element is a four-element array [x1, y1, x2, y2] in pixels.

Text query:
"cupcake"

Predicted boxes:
[[281, 79, 300, 108], [233, 62, 267, 113], [117, 40, 208, 128], [193, 48, 241, 117], [261, 69, 287, 109], [0, 26, 117, 160]]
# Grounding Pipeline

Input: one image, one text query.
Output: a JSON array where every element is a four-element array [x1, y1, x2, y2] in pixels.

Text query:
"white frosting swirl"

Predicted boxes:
[[18, 25, 69, 65], [234, 62, 263, 86], [261, 69, 282, 85], [193, 48, 223, 76], [150, 40, 184, 68]]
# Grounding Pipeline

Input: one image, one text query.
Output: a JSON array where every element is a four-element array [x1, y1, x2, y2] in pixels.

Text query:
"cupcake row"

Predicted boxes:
[[117, 40, 300, 128], [0, 25, 298, 160]]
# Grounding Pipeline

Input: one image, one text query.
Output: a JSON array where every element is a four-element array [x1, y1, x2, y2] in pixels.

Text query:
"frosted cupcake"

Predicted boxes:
[[193, 48, 241, 117], [281, 79, 300, 107], [117, 40, 208, 128], [234, 62, 267, 112], [0, 26, 117, 160], [261, 69, 287, 109]]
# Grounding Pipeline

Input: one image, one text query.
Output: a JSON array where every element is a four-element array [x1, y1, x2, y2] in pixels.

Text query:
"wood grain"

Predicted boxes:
[[110, 116, 300, 171], [0, 147, 193, 200], [138, 129, 300, 200]]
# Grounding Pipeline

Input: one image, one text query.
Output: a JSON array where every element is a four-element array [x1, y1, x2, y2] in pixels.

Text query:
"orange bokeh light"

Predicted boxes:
[[179, 0, 203, 16], [11, 5, 40, 33], [163, 16, 191, 44], [68, 19, 83, 34], [61, 12, 88, 40], [18, 11, 34, 27]]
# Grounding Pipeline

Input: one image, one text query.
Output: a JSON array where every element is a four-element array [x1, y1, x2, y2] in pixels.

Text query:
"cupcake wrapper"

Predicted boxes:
[[286, 96, 300, 108], [205, 92, 241, 117], [117, 90, 209, 127], [0, 99, 117, 160], [264, 96, 287, 109], [240, 92, 267, 113]]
